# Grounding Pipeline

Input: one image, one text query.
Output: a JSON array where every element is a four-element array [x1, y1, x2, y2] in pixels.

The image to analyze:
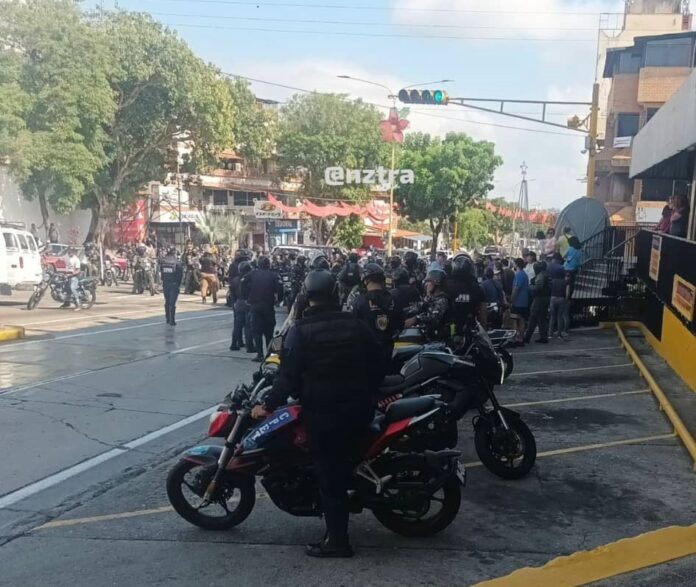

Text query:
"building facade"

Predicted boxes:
[[596, 29, 696, 222]]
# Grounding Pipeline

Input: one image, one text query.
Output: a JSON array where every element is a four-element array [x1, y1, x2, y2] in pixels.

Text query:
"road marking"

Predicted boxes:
[[22, 308, 162, 327], [36, 506, 173, 529], [0, 311, 229, 351], [513, 363, 633, 377], [504, 388, 650, 408], [513, 345, 620, 356], [170, 338, 230, 355], [463, 433, 675, 468], [0, 406, 217, 510], [473, 521, 696, 587]]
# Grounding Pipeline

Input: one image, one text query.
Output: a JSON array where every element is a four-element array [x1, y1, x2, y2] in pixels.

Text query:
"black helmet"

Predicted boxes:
[[311, 255, 330, 270], [136, 244, 146, 256], [452, 254, 475, 278], [424, 270, 446, 288], [239, 261, 252, 276], [348, 252, 359, 263], [392, 267, 409, 287], [404, 250, 418, 268], [258, 256, 271, 270], [296, 255, 306, 265], [167, 246, 177, 256], [389, 256, 402, 270], [288, 252, 297, 261], [362, 263, 385, 284], [304, 269, 337, 301]]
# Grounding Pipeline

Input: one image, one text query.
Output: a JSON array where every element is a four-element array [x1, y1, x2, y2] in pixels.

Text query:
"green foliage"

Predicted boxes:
[[398, 217, 430, 235], [456, 209, 492, 249], [332, 215, 364, 249], [198, 211, 247, 245], [227, 77, 277, 164], [396, 132, 502, 253]]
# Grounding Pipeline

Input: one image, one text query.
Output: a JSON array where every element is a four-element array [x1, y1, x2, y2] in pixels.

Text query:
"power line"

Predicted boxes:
[[146, 0, 619, 16], [161, 21, 596, 42], [148, 11, 696, 33], [223, 72, 584, 137]]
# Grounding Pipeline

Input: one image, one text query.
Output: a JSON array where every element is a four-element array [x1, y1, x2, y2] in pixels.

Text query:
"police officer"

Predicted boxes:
[[337, 252, 361, 305], [389, 266, 421, 315], [160, 247, 183, 325], [351, 263, 404, 365], [447, 255, 487, 337], [251, 270, 385, 557], [384, 255, 402, 289], [181, 241, 197, 295], [406, 270, 451, 340], [242, 256, 283, 361], [229, 261, 254, 352]]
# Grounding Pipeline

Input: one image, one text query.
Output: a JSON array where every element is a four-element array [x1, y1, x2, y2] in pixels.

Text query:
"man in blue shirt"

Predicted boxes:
[[510, 258, 530, 346], [563, 236, 583, 298]]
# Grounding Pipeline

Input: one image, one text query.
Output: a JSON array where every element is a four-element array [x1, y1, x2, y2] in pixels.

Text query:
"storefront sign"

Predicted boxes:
[[649, 235, 662, 281], [266, 220, 298, 233], [672, 275, 696, 322], [254, 199, 283, 219]]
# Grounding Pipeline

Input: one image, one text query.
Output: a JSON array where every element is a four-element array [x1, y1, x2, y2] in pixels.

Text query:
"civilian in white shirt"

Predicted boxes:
[[65, 248, 82, 311], [524, 251, 537, 282]]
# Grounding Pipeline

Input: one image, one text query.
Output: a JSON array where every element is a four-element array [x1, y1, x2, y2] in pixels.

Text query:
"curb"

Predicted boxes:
[[0, 325, 25, 342]]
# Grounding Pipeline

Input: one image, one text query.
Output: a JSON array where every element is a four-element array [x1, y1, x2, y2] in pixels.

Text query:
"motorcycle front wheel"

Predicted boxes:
[[474, 410, 536, 480], [166, 460, 256, 531], [371, 455, 461, 538], [499, 348, 514, 379], [27, 286, 46, 310]]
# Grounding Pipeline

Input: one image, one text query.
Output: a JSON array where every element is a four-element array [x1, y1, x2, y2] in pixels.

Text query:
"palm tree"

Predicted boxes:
[[198, 211, 248, 247]]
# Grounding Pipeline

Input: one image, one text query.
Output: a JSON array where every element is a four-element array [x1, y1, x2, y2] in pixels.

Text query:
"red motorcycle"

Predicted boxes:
[[167, 379, 465, 538]]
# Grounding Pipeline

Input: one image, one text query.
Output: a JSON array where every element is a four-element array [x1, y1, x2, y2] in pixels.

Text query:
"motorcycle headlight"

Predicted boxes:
[[261, 360, 279, 377]]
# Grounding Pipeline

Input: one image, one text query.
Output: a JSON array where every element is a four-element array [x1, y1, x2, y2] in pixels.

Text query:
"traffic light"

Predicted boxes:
[[398, 89, 449, 105]]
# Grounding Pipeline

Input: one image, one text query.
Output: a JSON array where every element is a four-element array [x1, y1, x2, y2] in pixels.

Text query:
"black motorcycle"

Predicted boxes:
[[132, 256, 157, 296], [27, 272, 97, 310]]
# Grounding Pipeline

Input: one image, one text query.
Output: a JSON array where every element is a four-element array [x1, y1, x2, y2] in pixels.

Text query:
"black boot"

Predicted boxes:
[[165, 305, 171, 325], [306, 497, 353, 557], [170, 308, 176, 326]]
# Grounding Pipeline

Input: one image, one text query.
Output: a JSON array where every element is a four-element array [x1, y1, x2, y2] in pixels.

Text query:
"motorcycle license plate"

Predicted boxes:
[[455, 462, 466, 486]]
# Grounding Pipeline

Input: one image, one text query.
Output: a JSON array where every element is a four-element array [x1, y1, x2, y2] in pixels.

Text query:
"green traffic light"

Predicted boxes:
[[433, 90, 444, 104]]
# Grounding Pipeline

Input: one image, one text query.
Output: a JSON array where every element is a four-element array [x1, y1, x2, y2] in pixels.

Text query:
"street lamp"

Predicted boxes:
[[337, 75, 454, 256]]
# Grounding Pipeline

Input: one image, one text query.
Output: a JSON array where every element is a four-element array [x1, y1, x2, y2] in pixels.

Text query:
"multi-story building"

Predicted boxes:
[[596, 29, 696, 222]]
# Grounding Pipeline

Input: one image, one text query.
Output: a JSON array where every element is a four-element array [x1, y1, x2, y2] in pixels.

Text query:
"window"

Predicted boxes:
[[3, 232, 17, 249], [232, 191, 255, 206], [644, 38, 693, 67], [27, 235, 37, 251], [616, 113, 640, 137], [17, 234, 29, 251], [616, 51, 641, 74], [646, 108, 659, 123], [212, 190, 228, 206]]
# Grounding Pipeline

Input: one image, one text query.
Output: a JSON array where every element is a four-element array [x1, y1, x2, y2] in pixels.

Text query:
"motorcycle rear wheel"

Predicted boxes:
[[474, 411, 536, 480], [371, 455, 461, 538], [80, 289, 95, 310], [167, 460, 255, 531]]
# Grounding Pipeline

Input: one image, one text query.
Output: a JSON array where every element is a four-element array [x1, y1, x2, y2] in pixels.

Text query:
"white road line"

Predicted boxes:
[[513, 345, 620, 356], [22, 308, 159, 327], [0, 312, 229, 351], [170, 338, 231, 355], [504, 388, 650, 408], [512, 363, 633, 377], [0, 406, 217, 510]]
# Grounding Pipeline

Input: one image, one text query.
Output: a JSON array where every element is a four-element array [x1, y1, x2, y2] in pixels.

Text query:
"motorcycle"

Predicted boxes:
[[132, 256, 157, 296], [280, 273, 294, 311], [102, 257, 119, 287], [380, 324, 536, 479], [27, 272, 97, 310], [168, 374, 465, 537]]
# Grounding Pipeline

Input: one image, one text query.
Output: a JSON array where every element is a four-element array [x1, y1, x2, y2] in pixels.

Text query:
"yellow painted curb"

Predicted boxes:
[[0, 325, 25, 342], [614, 323, 696, 471], [472, 523, 696, 587]]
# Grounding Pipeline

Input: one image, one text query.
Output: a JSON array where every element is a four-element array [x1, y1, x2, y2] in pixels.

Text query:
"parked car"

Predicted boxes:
[[41, 243, 81, 274], [1, 221, 43, 295]]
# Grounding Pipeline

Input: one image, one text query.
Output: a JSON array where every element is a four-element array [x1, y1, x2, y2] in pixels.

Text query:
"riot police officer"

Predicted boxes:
[[351, 263, 404, 365], [229, 261, 254, 352], [337, 252, 361, 305], [252, 269, 385, 557], [407, 270, 451, 340], [242, 256, 283, 361], [160, 247, 183, 325], [447, 254, 486, 336], [389, 266, 421, 314]]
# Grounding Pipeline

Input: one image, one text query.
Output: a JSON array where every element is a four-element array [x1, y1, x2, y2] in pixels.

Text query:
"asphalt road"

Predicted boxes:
[[0, 320, 695, 586]]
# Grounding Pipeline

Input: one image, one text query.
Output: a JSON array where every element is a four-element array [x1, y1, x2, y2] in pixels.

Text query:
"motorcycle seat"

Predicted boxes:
[[378, 374, 408, 395], [384, 396, 436, 424]]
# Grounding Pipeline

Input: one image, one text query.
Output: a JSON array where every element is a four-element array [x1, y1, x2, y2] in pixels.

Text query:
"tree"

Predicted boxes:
[[456, 208, 492, 250], [332, 214, 364, 249], [396, 132, 502, 254], [87, 12, 235, 242], [197, 211, 247, 246], [227, 77, 277, 165], [276, 93, 385, 244], [0, 0, 115, 232]]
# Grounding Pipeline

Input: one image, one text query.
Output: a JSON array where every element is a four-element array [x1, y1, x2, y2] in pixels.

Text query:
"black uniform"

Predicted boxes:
[[242, 268, 283, 359], [229, 275, 253, 351], [351, 289, 404, 365], [160, 253, 183, 325], [446, 272, 485, 336], [263, 305, 385, 550], [390, 284, 421, 315]]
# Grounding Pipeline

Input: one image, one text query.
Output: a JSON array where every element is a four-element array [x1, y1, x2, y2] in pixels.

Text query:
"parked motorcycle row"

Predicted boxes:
[[167, 316, 534, 538]]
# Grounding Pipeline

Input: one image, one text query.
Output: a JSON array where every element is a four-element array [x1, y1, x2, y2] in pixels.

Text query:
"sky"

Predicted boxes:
[[99, 0, 630, 209]]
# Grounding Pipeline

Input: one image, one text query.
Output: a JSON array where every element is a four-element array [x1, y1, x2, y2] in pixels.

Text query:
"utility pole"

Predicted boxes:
[[512, 162, 529, 257], [176, 158, 182, 246], [586, 83, 600, 198]]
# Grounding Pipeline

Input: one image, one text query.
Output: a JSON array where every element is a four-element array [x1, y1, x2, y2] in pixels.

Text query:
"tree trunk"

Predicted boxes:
[[429, 219, 442, 257], [38, 190, 50, 238], [86, 192, 107, 244]]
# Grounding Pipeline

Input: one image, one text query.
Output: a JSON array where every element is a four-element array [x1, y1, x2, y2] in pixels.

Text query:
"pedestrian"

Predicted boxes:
[[510, 258, 530, 346], [500, 258, 515, 298], [199, 248, 219, 304], [563, 236, 583, 299], [229, 261, 254, 352], [548, 253, 570, 340], [30, 223, 39, 242], [524, 251, 537, 282], [251, 269, 385, 558], [64, 247, 82, 311], [656, 204, 672, 234], [482, 267, 505, 307], [556, 226, 572, 259], [351, 263, 404, 366], [160, 247, 183, 326], [668, 194, 689, 238], [48, 222, 59, 244], [543, 228, 557, 260], [524, 261, 550, 344], [243, 255, 283, 361], [181, 241, 197, 295]]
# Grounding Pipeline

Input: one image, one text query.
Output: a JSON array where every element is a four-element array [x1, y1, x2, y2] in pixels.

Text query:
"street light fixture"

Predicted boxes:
[[337, 75, 455, 255]]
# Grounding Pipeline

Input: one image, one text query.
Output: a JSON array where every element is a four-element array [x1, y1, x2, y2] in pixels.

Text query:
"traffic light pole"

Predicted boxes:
[[586, 83, 600, 198]]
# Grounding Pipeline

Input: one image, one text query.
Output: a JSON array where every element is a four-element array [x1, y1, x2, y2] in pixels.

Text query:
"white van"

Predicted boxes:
[[0, 222, 43, 295]]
